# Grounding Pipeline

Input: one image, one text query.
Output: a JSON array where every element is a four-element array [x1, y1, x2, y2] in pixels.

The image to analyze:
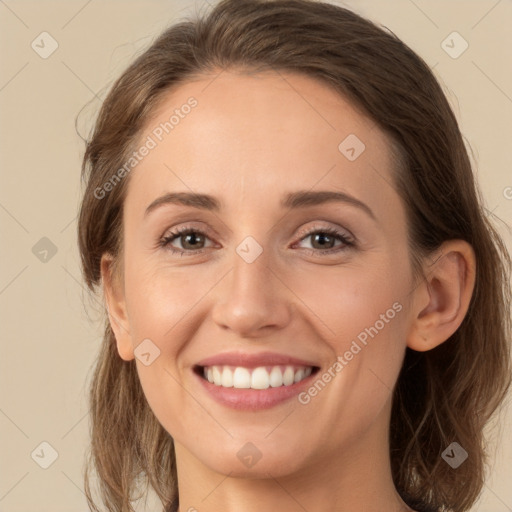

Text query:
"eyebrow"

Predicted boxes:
[[144, 190, 376, 221]]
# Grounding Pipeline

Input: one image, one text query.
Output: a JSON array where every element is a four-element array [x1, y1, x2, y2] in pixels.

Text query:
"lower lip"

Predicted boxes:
[[194, 369, 318, 411]]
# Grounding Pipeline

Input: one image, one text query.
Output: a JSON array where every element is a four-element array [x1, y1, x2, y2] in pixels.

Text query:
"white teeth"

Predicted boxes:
[[212, 366, 222, 384], [283, 366, 295, 386], [232, 367, 251, 388], [269, 366, 283, 387], [221, 367, 233, 387], [251, 367, 270, 389], [202, 364, 314, 389]]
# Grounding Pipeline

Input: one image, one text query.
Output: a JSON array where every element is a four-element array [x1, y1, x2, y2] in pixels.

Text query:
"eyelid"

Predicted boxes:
[[294, 221, 354, 242], [161, 221, 218, 240]]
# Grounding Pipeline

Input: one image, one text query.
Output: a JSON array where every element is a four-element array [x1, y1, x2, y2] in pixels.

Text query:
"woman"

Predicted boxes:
[[77, 0, 512, 511]]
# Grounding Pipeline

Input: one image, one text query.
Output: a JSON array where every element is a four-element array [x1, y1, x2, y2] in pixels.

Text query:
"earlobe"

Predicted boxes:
[[100, 253, 135, 361], [407, 240, 476, 352]]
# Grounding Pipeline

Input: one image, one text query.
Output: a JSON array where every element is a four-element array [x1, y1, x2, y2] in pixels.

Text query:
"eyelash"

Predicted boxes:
[[158, 224, 355, 257]]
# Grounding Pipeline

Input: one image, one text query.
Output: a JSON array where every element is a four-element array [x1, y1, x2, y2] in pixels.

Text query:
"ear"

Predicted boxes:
[[100, 253, 135, 361], [407, 239, 476, 352]]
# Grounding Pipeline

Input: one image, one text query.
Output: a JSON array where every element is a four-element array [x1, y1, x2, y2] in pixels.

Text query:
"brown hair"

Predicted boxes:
[[77, 1, 512, 511]]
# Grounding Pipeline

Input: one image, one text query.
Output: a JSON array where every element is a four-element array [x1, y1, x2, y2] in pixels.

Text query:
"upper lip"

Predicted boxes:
[[195, 351, 319, 369]]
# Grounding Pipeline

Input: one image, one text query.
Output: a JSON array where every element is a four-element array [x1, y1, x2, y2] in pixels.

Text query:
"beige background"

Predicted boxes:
[[0, 0, 511, 510]]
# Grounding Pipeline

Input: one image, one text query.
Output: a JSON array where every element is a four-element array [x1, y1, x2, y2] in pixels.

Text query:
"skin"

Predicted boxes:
[[101, 69, 476, 512]]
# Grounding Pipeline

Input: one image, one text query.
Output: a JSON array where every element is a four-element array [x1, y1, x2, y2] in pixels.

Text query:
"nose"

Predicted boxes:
[[210, 248, 293, 338]]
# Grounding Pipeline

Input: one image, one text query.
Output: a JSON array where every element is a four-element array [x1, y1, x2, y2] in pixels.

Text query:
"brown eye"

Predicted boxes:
[[309, 232, 337, 250], [178, 231, 206, 250], [159, 227, 214, 255], [295, 227, 354, 256]]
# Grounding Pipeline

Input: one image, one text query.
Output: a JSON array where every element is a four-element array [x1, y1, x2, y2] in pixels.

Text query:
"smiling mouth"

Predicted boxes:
[[194, 364, 320, 390]]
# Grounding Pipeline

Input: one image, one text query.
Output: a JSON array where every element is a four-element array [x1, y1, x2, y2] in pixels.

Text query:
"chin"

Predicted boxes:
[[195, 442, 311, 479]]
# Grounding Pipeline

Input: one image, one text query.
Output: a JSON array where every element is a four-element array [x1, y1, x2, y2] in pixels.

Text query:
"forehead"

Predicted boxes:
[[125, 69, 400, 221]]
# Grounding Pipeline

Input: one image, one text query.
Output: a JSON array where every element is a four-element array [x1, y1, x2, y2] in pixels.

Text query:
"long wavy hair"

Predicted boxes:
[[77, 1, 512, 511]]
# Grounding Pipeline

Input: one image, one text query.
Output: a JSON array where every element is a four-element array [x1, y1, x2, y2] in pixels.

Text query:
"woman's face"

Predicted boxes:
[[106, 70, 420, 478]]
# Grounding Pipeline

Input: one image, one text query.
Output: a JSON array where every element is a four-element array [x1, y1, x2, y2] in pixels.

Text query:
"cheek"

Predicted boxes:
[[123, 255, 200, 344], [291, 254, 410, 405], [294, 258, 408, 343]]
